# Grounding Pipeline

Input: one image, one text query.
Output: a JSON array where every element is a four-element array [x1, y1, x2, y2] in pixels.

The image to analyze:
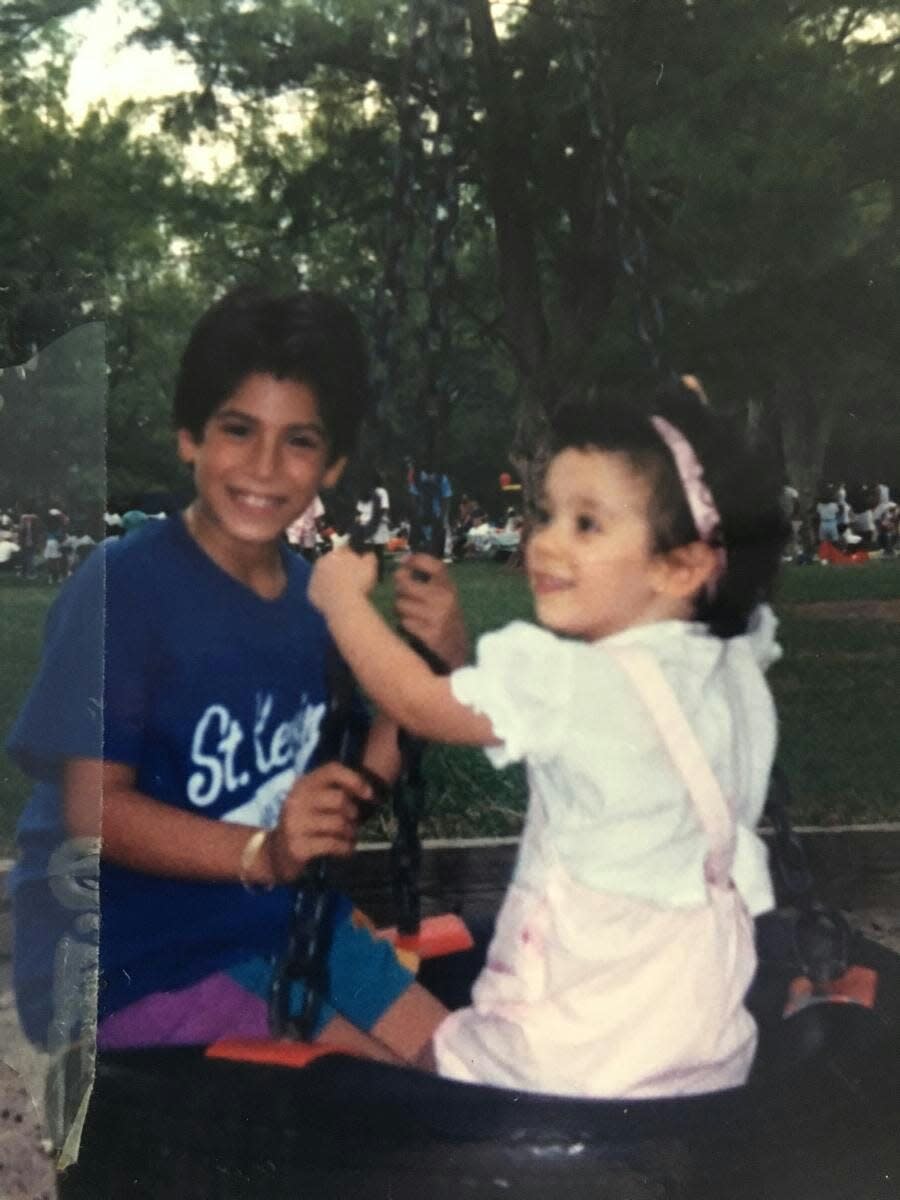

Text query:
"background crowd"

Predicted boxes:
[[6, 472, 897, 586], [0, 503, 101, 581], [784, 480, 898, 565]]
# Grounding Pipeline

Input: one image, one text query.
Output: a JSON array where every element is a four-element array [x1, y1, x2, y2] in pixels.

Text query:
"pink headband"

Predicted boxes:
[[650, 414, 726, 597]]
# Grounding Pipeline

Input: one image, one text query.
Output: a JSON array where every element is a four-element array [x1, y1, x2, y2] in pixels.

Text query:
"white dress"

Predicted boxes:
[[433, 610, 779, 1098]]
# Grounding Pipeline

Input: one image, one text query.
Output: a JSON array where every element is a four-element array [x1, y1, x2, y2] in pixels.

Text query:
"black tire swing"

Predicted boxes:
[[58, 773, 900, 1199]]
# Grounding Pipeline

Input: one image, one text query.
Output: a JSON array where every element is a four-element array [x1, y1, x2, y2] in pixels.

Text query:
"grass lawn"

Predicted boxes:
[[1, 557, 898, 856]]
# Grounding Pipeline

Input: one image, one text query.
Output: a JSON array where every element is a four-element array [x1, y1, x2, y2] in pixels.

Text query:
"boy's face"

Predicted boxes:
[[177, 372, 345, 554]]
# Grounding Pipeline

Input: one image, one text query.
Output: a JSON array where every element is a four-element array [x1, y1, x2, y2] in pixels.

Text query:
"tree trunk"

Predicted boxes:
[[466, 0, 555, 509], [466, 0, 549, 383], [775, 371, 840, 518]]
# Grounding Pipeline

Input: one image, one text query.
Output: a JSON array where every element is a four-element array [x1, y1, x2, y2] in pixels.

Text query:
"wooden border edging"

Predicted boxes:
[[339, 825, 900, 923], [2, 825, 900, 956]]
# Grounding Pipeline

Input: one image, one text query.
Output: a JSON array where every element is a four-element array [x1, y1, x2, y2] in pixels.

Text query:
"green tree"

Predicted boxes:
[[99, 1, 900, 503], [635, 1, 900, 505], [0, 324, 106, 518], [0, 8, 216, 512]]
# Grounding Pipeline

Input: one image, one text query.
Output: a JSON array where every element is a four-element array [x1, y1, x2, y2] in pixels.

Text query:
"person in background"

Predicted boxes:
[[44, 507, 68, 584], [815, 485, 840, 547], [355, 471, 391, 581], [452, 494, 478, 560], [874, 484, 897, 556], [0, 519, 20, 574], [779, 484, 802, 562], [848, 484, 877, 550], [104, 509, 124, 538], [17, 504, 42, 579], [120, 505, 150, 538], [407, 459, 452, 559], [287, 493, 326, 562]]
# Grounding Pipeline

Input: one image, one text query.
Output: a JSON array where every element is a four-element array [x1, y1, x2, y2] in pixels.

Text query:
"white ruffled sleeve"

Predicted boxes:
[[743, 604, 782, 670], [450, 621, 571, 768]]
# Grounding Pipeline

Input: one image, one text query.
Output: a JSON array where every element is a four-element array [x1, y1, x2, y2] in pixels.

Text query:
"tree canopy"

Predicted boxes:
[[2, 0, 898, 518]]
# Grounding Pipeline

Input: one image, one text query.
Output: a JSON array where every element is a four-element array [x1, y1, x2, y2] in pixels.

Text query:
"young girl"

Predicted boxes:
[[310, 378, 787, 1099]]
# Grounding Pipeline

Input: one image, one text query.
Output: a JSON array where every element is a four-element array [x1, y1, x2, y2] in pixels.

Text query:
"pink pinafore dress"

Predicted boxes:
[[434, 645, 759, 1098]]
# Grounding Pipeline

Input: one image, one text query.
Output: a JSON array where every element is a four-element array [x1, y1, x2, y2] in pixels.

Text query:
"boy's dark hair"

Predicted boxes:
[[550, 380, 788, 638], [173, 286, 370, 462]]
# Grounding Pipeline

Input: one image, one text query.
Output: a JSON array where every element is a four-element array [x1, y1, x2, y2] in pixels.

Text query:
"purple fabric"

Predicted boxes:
[[97, 971, 269, 1050]]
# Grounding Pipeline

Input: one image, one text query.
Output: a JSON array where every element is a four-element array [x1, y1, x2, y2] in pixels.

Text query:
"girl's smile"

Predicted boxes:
[[529, 571, 573, 595], [526, 447, 688, 641]]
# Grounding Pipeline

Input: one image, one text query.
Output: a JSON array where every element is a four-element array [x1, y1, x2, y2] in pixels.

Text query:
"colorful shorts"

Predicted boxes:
[[97, 895, 415, 1049]]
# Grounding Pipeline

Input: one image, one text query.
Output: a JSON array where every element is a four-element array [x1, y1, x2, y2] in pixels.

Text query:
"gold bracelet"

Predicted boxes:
[[239, 829, 273, 893]]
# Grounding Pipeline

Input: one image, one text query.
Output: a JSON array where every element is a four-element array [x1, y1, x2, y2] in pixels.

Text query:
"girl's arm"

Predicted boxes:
[[362, 711, 403, 784], [309, 549, 497, 747], [359, 552, 473, 783], [64, 755, 373, 887]]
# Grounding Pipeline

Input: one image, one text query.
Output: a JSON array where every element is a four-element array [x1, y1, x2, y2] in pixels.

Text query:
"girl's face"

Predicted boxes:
[[527, 447, 680, 641], [177, 372, 346, 567]]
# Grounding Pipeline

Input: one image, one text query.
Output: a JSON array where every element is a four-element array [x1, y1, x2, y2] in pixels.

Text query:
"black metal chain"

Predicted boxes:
[[416, 0, 467, 462], [268, 634, 359, 1039], [764, 766, 851, 989], [372, 0, 467, 462], [268, 525, 380, 1041], [271, 9, 466, 1019], [373, 0, 466, 936], [392, 609, 449, 938], [370, 0, 431, 417], [563, 4, 672, 378]]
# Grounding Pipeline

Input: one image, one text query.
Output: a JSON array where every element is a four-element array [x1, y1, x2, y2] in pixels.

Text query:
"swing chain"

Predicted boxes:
[[372, 0, 466, 940], [372, 0, 467, 458], [416, 0, 467, 426], [564, 4, 670, 377], [269, 860, 336, 1040], [392, 733, 426, 937], [269, 560, 373, 1040], [371, 0, 431, 414]]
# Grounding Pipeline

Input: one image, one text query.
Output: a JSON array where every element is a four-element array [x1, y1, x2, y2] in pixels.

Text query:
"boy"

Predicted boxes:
[[7, 287, 464, 1081]]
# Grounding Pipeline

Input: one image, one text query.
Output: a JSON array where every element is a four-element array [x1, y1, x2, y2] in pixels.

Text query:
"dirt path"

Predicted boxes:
[[785, 598, 900, 623]]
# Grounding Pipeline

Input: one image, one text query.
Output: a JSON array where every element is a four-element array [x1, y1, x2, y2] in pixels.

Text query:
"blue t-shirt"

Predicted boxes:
[[408, 471, 452, 520], [7, 515, 364, 1042]]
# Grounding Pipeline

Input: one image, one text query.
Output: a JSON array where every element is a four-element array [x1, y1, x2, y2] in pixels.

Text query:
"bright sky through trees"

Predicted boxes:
[[65, 0, 198, 121]]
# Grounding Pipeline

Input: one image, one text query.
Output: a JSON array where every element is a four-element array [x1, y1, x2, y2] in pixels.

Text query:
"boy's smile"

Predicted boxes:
[[178, 372, 345, 581]]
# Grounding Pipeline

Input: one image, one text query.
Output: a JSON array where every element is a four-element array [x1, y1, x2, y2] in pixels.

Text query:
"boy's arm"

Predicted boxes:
[[310, 551, 497, 747], [393, 553, 469, 670], [64, 756, 373, 887]]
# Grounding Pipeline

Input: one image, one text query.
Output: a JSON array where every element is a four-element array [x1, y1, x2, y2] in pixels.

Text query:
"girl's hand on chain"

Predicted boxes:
[[309, 545, 377, 615]]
